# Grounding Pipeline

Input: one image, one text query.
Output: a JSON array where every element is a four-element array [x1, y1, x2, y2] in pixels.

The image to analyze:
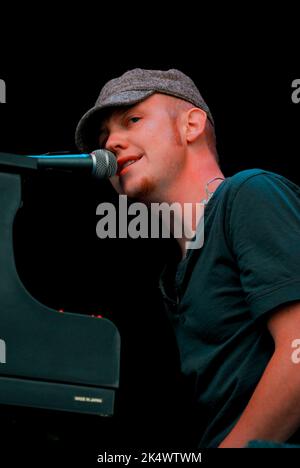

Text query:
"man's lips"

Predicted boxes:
[[117, 155, 143, 176]]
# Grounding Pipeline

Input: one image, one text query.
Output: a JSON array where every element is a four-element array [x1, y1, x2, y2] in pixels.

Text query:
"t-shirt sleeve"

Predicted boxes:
[[228, 172, 300, 320]]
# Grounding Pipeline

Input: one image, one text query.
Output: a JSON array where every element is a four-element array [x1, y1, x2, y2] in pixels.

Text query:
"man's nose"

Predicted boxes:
[[105, 131, 128, 154]]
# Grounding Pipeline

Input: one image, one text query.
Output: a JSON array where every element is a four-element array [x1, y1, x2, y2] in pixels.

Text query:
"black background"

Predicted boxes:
[[0, 18, 300, 457]]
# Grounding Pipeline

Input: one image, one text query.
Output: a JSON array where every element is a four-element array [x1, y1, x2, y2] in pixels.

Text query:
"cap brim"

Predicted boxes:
[[75, 90, 154, 152]]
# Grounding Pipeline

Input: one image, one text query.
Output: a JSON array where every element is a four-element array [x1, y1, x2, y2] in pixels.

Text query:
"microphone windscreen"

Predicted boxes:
[[92, 149, 117, 179]]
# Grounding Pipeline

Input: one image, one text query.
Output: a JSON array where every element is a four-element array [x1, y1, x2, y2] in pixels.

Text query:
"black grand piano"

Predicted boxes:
[[0, 152, 120, 418]]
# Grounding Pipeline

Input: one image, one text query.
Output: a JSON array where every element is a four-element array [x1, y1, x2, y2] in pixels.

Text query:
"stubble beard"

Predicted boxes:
[[120, 174, 157, 204]]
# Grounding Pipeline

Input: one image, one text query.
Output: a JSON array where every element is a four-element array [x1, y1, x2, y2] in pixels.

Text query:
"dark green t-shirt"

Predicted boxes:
[[159, 169, 300, 448]]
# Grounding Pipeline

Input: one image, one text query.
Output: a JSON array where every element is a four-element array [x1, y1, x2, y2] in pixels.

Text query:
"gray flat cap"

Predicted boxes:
[[75, 68, 214, 153]]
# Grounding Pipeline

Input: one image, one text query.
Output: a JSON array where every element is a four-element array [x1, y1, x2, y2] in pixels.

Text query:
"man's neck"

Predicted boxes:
[[169, 173, 225, 259]]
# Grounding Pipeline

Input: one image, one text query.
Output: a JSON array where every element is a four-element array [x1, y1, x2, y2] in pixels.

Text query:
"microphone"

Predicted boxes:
[[28, 149, 117, 179]]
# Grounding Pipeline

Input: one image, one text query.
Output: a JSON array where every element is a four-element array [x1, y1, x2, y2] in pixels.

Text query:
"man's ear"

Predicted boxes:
[[185, 108, 207, 143]]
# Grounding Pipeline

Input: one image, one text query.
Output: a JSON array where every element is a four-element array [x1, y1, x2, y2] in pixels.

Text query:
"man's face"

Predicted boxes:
[[98, 94, 187, 203]]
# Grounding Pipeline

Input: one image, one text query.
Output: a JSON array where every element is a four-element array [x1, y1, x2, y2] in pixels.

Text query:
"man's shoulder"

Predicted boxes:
[[221, 168, 300, 215], [224, 168, 299, 200], [216, 169, 270, 207], [227, 168, 277, 189]]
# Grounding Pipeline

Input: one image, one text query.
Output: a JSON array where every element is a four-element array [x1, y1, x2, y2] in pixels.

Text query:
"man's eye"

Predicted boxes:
[[129, 116, 140, 123]]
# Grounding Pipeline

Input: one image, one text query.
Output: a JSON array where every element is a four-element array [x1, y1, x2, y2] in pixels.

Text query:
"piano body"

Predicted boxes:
[[0, 152, 120, 417]]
